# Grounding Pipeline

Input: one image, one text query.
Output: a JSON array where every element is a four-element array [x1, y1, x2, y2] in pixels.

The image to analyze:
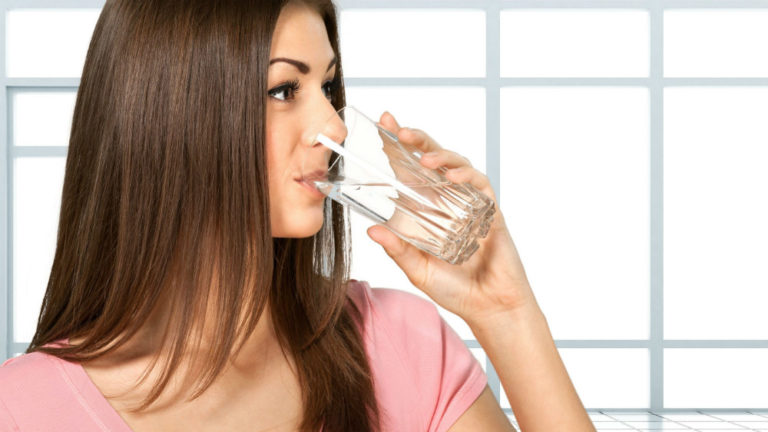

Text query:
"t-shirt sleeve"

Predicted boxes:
[[355, 282, 488, 432]]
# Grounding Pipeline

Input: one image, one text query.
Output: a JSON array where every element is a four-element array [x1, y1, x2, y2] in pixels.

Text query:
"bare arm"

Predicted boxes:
[[466, 300, 596, 432]]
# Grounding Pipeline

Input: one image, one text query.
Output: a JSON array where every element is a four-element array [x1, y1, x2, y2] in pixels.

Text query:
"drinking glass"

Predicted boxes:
[[300, 106, 495, 265]]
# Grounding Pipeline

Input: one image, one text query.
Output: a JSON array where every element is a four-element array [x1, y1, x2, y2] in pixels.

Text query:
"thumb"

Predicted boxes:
[[366, 225, 428, 287]]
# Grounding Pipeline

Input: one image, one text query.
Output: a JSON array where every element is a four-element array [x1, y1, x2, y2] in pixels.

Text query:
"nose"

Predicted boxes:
[[304, 101, 348, 150]]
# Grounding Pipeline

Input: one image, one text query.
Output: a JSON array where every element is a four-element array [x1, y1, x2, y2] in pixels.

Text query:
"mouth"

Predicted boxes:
[[296, 169, 329, 183]]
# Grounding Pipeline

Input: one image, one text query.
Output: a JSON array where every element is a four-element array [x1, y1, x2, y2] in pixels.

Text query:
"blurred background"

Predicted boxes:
[[1, 0, 767, 427]]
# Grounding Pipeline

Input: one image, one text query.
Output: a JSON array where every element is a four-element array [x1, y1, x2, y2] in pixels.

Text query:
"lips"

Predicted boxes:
[[296, 169, 328, 182]]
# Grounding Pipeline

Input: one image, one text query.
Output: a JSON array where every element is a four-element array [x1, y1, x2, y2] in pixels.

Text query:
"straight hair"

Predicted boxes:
[[26, 1, 381, 430]]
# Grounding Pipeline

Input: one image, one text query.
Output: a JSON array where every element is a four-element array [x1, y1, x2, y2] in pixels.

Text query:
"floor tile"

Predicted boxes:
[[622, 420, 691, 429], [591, 413, 619, 422], [734, 422, 768, 429], [706, 415, 768, 422], [594, 424, 634, 431], [658, 414, 723, 422], [606, 413, 667, 422], [679, 421, 751, 429]]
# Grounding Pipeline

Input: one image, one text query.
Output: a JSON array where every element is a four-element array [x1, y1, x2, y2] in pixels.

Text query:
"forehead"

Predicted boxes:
[[270, 3, 334, 62]]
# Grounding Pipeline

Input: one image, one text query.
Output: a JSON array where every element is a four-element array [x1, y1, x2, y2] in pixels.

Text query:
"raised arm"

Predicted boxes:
[[368, 111, 595, 432]]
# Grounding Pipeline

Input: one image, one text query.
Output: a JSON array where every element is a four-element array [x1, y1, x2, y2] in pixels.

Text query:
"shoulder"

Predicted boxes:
[[347, 278, 440, 325], [0, 351, 61, 393], [346, 280, 488, 432], [0, 352, 71, 429], [346, 279, 464, 370]]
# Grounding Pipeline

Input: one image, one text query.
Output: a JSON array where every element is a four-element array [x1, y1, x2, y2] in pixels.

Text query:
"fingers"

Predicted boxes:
[[418, 148, 494, 199], [379, 111, 402, 133], [398, 127, 442, 153], [419, 149, 473, 170], [381, 113, 494, 200], [444, 166, 497, 203], [379, 111, 442, 154]]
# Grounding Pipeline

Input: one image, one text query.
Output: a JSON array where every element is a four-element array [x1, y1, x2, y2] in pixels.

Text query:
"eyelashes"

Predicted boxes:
[[268, 77, 340, 102]]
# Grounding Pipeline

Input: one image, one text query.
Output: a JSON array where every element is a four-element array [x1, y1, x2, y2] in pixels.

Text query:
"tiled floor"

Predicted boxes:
[[505, 411, 768, 431]]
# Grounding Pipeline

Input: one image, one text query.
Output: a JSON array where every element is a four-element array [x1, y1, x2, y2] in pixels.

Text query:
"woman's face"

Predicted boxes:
[[266, 3, 345, 238]]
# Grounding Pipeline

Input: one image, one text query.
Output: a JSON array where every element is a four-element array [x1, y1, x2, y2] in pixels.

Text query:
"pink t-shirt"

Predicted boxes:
[[0, 280, 487, 431]]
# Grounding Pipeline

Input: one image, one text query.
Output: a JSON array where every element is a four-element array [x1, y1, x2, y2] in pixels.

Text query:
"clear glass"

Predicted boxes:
[[302, 106, 495, 265]]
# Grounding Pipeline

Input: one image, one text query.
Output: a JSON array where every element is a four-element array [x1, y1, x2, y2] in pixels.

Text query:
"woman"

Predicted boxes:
[[0, 0, 594, 431]]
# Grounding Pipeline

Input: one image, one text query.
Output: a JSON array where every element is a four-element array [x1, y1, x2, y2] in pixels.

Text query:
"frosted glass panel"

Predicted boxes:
[[500, 88, 650, 340], [502, 349, 649, 409], [666, 349, 768, 408], [339, 10, 485, 77], [501, 10, 649, 77], [345, 87, 486, 171], [13, 158, 66, 342], [12, 91, 77, 147], [7, 9, 101, 78], [664, 88, 768, 339], [349, 212, 475, 340], [665, 11, 768, 77]]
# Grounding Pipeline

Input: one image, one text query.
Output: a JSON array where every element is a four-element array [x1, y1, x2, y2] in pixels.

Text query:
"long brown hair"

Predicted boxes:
[[26, 0, 381, 430]]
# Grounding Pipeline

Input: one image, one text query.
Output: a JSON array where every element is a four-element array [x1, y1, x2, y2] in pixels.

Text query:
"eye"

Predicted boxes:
[[268, 79, 301, 102], [322, 77, 340, 101]]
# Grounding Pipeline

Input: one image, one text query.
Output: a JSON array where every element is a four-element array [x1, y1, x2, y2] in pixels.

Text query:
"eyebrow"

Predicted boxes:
[[268, 56, 337, 74]]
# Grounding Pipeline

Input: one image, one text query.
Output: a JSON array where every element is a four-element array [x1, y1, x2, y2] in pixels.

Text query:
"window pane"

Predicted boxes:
[[349, 212, 475, 340], [344, 86, 486, 171], [500, 87, 650, 340], [501, 10, 649, 78], [12, 91, 77, 147], [501, 349, 649, 409], [664, 88, 768, 340], [7, 9, 101, 78], [13, 157, 66, 342], [665, 10, 768, 77], [666, 349, 768, 408], [339, 10, 485, 78]]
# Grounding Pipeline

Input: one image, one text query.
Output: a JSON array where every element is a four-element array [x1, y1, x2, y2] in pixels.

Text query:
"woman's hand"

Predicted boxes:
[[367, 111, 538, 326]]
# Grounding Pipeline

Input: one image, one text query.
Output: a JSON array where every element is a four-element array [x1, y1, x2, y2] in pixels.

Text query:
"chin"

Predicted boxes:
[[272, 212, 325, 238]]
